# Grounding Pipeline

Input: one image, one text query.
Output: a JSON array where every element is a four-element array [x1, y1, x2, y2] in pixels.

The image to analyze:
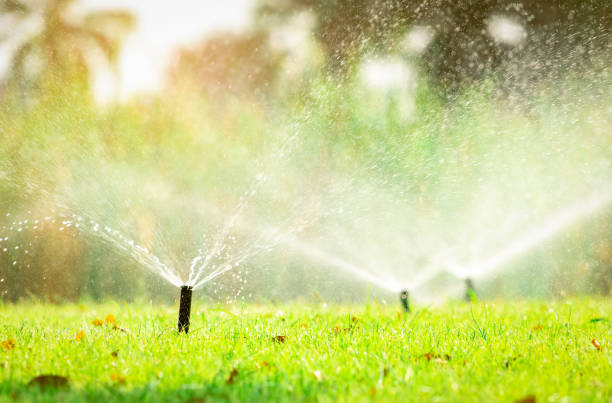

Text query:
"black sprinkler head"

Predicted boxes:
[[465, 278, 476, 302], [178, 285, 193, 333], [400, 289, 410, 313]]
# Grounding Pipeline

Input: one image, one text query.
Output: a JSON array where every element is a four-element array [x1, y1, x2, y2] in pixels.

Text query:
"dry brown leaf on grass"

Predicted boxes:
[[592, 339, 601, 351], [515, 395, 536, 403], [226, 368, 238, 384], [272, 335, 286, 343], [112, 325, 129, 333], [420, 353, 451, 363], [28, 375, 69, 389], [75, 330, 84, 342], [1, 339, 16, 350], [332, 326, 351, 335], [110, 373, 126, 384], [505, 356, 519, 368]]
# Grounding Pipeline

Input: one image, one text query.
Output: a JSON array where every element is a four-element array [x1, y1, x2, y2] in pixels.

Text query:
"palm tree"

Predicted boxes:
[[1, 0, 134, 100]]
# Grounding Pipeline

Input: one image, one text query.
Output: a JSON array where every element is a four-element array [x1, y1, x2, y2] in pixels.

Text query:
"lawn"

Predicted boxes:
[[0, 299, 611, 402]]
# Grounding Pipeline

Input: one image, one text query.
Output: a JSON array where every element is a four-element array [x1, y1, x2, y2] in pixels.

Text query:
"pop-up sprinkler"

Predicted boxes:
[[178, 285, 193, 333], [465, 278, 476, 302], [400, 289, 410, 313]]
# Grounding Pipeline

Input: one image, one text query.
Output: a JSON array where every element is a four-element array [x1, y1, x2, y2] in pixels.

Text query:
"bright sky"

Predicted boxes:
[[81, 0, 254, 101]]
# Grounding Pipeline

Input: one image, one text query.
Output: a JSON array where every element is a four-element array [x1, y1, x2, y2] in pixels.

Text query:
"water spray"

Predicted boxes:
[[464, 278, 475, 302], [178, 285, 193, 333], [400, 289, 410, 313]]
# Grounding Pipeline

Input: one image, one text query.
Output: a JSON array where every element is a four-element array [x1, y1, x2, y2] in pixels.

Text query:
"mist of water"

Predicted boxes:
[[450, 185, 612, 280], [2, 4, 610, 302]]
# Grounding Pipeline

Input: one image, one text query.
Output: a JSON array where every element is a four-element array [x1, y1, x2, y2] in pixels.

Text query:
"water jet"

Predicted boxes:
[[178, 285, 193, 333], [400, 289, 410, 313]]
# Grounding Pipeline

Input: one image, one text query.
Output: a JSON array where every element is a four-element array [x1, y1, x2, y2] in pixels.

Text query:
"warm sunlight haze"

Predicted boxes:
[[1, 0, 610, 401]]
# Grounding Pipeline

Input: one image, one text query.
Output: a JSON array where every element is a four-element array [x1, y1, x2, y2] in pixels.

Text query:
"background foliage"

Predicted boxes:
[[0, 0, 610, 302]]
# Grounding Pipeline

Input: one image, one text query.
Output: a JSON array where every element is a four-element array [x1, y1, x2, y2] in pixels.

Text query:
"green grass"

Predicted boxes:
[[1, 299, 611, 402]]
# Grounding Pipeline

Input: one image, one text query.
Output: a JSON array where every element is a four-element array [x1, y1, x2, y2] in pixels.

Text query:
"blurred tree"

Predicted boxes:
[[256, 0, 611, 94], [257, 0, 402, 74], [416, 0, 610, 94], [0, 0, 134, 100], [168, 31, 282, 100]]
